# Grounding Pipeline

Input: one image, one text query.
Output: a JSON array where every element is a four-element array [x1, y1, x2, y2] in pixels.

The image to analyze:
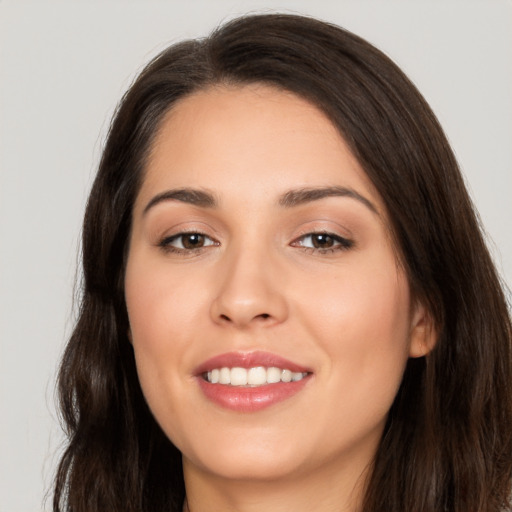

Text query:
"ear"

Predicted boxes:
[[408, 300, 437, 358], [127, 328, 133, 344]]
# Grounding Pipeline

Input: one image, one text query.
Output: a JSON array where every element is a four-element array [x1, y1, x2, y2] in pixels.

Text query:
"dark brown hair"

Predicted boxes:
[[53, 13, 512, 512]]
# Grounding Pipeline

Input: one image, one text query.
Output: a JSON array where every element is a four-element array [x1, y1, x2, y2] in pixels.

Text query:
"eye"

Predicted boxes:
[[292, 232, 353, 253], [159, 232, 218, 253]]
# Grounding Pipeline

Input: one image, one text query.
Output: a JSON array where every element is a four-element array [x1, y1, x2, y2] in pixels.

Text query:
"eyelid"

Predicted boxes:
[[146, 212, 222, 240], [149, 215, 221, 244]]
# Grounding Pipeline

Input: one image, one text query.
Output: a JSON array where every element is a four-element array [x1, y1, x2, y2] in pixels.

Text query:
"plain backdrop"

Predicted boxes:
[[1, 1, 511, 510]]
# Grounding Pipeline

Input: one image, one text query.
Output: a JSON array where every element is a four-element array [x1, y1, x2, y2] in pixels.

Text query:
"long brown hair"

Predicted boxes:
[[53, 13, 512, 512]]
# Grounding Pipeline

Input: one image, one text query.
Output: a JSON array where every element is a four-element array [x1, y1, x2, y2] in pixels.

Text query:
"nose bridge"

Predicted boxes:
[[210, 235, 288, 327]]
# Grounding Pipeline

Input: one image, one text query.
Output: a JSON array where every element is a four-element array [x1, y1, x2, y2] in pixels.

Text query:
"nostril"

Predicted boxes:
[[219, 312, 271, 322]]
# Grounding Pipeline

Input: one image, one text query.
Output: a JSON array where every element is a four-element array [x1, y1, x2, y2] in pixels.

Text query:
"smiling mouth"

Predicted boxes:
[[196, 353, 312, 412], [203, 366, 309, 387]]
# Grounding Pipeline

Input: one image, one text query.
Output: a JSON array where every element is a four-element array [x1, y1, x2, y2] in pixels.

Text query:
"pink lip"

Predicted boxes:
[[195, 351, 313, 413]]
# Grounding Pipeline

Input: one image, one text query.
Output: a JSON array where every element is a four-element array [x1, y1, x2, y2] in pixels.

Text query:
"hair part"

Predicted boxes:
[[54, 13, 512, 512]]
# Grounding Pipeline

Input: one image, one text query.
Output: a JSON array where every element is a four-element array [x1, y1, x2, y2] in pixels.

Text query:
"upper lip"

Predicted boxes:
[[194, 351, 312, 375]]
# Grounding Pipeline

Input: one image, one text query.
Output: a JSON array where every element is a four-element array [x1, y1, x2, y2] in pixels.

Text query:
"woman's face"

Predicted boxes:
[[125, 84, 430, 484]]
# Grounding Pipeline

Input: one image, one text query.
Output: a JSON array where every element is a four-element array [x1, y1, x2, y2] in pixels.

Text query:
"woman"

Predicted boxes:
[[53, 13, 512, 512]]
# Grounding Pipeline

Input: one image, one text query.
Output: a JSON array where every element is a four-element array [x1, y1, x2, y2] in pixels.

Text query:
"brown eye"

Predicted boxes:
[[160, 232, 217, 252], [311, 233, 335, 249], [293, 232, 354, 252], [182, 233, 206, 249]]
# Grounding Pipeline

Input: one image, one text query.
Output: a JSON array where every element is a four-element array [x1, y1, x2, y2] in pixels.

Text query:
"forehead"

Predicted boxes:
[[138, 84, 383, 213]]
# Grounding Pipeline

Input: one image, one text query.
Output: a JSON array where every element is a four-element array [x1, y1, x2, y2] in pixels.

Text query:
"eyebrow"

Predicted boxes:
[[278, 186, 378, 214], [142, 185, 378, 216], [143, 188, 217, 215]]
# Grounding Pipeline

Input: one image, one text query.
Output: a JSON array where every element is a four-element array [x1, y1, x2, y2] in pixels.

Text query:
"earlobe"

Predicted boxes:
[[408, 302, 437, 358]]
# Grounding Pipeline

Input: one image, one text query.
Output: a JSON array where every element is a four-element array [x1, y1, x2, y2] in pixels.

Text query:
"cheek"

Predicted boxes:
[[301, 257, 410, 340], [125, 254, 207, 348], [124, 254, 200, 420], [297, 258, 412, 406]]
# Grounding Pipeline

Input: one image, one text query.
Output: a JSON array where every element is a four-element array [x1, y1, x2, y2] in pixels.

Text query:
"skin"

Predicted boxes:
[[124, 84, 434, 512]]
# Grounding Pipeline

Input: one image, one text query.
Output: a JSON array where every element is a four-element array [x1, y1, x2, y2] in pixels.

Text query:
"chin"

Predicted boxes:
[[188, 450, 304, 482], [180, 427, 311, 482]]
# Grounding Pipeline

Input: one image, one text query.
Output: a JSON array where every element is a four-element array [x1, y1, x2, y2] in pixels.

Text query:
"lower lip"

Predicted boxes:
[[197, 376, 310, 412]]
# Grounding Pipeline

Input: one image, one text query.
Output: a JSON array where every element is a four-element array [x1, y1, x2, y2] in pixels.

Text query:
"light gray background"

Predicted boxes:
[[1, 1, 511, 511]]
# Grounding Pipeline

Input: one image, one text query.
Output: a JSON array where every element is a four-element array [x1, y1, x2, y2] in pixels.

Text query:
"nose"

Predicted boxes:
[[209, 245, 288, 329]]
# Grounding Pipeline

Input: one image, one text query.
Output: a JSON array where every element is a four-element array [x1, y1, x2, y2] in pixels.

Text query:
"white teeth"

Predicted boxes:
[[204, 366, 308, 386], [266, 367, 281, 384], [219, 367, 231, 384], [248, 367, 267, 385], [230, 367, 248, 386], [281, 369, 292, 382]]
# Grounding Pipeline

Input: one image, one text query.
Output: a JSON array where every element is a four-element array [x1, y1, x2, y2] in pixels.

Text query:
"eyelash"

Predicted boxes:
[[291, 231, 354, 254], [158, 232, 218, 255], [158, 231, 354, 255]]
